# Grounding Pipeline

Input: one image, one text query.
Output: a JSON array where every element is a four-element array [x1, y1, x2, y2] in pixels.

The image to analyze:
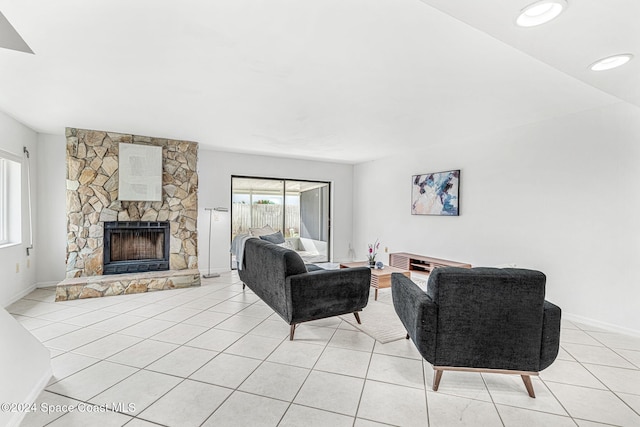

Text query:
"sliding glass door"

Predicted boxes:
[[231, 176, 330, 267]]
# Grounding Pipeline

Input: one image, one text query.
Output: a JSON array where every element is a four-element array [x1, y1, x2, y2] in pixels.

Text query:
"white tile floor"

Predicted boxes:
[[7, 272, 640, 427]]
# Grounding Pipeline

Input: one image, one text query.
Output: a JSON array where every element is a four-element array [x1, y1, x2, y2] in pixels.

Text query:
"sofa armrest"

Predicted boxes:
[[540, 300, 561, 370], [285, 267, 371, 324], [391, 273, 438, 363]]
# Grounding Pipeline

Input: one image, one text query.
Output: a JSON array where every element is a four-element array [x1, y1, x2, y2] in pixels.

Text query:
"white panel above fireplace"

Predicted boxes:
[[118, 143, 162, 201]]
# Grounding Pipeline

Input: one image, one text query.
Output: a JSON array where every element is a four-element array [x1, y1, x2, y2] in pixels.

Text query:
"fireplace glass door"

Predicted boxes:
[[103, 221, 170, 274], [110, 229, 165, 262]]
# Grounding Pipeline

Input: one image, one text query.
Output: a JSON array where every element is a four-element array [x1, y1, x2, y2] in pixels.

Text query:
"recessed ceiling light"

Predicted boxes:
[[590, 54, 633, 71], [516, 0, 567, 27]]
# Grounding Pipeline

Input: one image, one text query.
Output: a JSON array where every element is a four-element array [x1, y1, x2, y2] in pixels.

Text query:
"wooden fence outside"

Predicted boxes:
[[232, 203, 300, 238]]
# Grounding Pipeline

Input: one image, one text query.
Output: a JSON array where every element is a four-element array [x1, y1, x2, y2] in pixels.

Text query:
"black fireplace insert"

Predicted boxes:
[[103, 221, 170, 275]]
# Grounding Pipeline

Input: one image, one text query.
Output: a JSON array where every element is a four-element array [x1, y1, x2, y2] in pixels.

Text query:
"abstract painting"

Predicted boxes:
[[411, 170, 460, 216]]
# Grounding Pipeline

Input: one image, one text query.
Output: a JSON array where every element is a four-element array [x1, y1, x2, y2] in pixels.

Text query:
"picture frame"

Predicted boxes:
[[411, 170, 460, 216], [118, 143, 163, 201]]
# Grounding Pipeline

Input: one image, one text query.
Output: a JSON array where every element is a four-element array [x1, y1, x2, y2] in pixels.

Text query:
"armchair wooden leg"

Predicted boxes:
[[431, 367, 537, 397], [242, 283, 245, 290], [353, 312, 361, 324], [405, 333, 410, 340], [289, 324, 297, 341], [521, 375, 536, 398], [433, 369, 443, 391]]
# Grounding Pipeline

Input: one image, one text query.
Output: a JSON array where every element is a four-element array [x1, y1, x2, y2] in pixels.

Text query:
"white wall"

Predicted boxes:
[[198, 150, 354, 273], [353, 102, 640, 334], [35, 133, 67, 284], [0, 113, 50, 426], [0, 111, 38, 307], [33, 139, 355, 281], [30, 102, 640, 335]]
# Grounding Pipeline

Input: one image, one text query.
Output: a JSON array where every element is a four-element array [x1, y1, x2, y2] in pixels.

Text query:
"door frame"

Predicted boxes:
[[230, 175, 332, 267]]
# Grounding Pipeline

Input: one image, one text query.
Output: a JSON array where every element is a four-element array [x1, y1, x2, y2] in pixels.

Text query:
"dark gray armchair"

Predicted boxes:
[[392, 268, 561, 397]]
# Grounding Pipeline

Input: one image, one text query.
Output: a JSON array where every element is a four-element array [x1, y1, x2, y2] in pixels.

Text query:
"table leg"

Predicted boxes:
[[375, 288, 378, 301]]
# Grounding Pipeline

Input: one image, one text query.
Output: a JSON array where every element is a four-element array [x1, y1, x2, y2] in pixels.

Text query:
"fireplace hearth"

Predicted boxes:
[[103, 221, 170, 274]]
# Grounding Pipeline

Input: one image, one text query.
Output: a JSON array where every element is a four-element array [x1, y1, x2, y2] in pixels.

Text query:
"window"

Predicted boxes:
[[0, 151, 22, 247], [231, 176, 331, 267]]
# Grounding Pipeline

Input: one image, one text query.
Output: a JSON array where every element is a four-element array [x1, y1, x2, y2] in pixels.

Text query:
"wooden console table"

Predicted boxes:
[[389, 252, 471, 274]]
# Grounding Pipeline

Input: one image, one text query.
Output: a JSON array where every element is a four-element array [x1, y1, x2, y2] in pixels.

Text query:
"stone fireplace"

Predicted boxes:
[[56, 128, 201, 301]]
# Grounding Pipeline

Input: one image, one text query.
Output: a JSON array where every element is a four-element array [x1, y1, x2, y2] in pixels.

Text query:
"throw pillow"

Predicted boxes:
[[259, 231, 286, 244], [249, 225, 276, 237]]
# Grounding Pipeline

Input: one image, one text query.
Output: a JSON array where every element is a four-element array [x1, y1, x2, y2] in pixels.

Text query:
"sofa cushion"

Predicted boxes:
[[249, 225, 276, 237], [279, 240, 295, 250], [259, 231, 286, 244], [306, 264, 325, 272]]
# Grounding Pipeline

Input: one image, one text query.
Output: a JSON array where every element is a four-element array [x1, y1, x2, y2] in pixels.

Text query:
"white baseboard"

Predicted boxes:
[[6, 283, 38, 307], [199, 267, 231, 276], [5, 280, 62, 308], [564, 312, 640, 338], [36, 281, 59, 289], [5, 366, 52, 427]]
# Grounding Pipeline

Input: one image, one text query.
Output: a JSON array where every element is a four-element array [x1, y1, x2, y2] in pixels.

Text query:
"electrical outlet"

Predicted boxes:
[[27, 259, 31, 269], [385, 246, 389, 253], [16, 263, 20, 273]]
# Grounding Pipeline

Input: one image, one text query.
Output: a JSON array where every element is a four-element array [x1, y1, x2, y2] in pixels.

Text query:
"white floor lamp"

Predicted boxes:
[[203, 207, 229, 279]]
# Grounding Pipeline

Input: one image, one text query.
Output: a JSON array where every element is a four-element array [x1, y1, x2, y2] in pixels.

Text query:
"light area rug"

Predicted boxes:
[[340, 291, 407, 344]]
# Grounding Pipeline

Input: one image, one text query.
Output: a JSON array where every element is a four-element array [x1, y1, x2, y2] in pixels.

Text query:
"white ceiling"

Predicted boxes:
[[0, 0, 636, 164], [420, 0, 640, 107]]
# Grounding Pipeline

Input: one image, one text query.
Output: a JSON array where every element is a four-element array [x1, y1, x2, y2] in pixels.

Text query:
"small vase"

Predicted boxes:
[[368, 260, 376, 268]]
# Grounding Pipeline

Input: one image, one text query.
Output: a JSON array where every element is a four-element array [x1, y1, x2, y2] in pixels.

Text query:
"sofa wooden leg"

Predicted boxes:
[[289, 324, 297, 341], [521, 375, 536, 398], [353, 312, 361, 324], [242, 283, 245, 290], [433, 369, 443, 391], [406, 333, 410, 340]]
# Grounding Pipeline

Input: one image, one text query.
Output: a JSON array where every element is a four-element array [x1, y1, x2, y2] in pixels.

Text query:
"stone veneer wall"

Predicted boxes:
[[65, 127, 198, 278]]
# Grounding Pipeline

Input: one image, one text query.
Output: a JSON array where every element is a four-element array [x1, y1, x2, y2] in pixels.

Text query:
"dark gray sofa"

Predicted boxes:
[[238, 238, 371, 339], [392, 267, 561, 397]]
